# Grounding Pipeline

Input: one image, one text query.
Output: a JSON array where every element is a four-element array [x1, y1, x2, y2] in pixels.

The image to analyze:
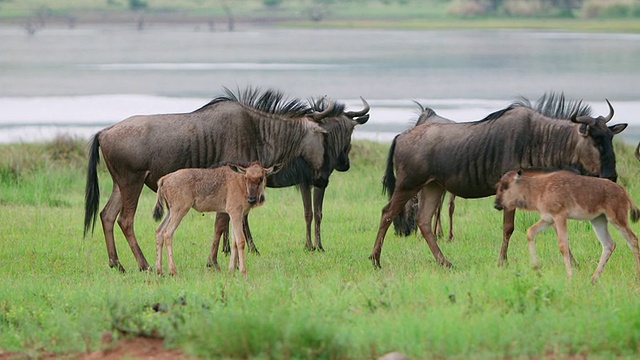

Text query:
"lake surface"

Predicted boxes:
[[1, 23, 640, 143]]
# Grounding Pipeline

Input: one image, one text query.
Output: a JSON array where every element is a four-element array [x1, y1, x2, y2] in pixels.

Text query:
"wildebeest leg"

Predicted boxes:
[[525, 218, 552, 270], [497, 209, 516, 266], [447, 194, 456, 242], [217, 212, 231, 256], [300, 184, 314, 251], [370, 188, 420, 268], [433, 191, 444, 239], [312, 186, 326, 251], [552, 216, 573, 278], [229, 213, 247, 276], [242, 214, 260, 255], [206, 212, 229, 271], [100, 184, 126, 272], [416, 184, 452, 267], [590, 214, 616, 283], [116, 177, 150, 271], [551, 223, 578, 266]]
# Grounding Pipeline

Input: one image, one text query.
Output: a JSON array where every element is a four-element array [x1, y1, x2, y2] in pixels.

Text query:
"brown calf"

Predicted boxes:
[[152, 162, 278, 276], [494, 169, 640, 283]]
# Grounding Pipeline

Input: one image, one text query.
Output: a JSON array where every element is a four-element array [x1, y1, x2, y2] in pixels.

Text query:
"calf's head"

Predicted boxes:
[[571, 100, 626, 182], [494, 170, 527, 211], [230, 162, 281, 205]]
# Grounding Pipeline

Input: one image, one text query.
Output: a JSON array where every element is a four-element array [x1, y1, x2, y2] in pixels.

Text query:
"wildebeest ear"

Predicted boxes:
[[515, 169, 523, 180], [609, 123, 627, 135], [354, 114, 370, 125], [577, 124, 589, 137], [266, 163, 283, 176], [228, 164, 247, 174]]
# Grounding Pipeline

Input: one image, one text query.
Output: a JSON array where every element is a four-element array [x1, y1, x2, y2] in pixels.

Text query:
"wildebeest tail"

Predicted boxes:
[[381, 135, 417, 236], [382, 135, 398, 198], [152, 181, 165, 222], [84, 134, 101, 237]]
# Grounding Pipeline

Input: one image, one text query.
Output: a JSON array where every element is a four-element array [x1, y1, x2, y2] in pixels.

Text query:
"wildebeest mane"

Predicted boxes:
[[514, 92, 592, 119], [196, 86, 312, 118]]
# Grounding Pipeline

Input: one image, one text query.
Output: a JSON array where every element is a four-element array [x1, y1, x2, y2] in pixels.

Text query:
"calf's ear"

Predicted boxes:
[[267, 163, 283, 176], [229, 164, 247, 174]]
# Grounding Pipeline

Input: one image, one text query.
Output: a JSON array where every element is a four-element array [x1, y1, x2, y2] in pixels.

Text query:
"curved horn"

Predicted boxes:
[[310, 98, 334, 122], [570, 111, 595, 126], [604, 99, 614, 123], [635, 142, 640, 162], [345, 97, 370, 118]]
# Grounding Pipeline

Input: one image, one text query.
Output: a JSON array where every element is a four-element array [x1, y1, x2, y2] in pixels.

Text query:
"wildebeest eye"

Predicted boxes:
[[501, 183, 509, 191]]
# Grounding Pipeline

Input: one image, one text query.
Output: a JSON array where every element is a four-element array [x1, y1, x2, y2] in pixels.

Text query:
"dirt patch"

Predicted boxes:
[[0, 336, 192, 360]]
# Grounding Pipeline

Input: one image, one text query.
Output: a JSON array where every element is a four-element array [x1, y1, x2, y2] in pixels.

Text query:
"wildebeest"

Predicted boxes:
[[394, 102, 457, 241], [210, 97, 370, 265], [153, 161, 279, 276], [369, 94, 627, 269], [494, 169, 640, 283], [84, 87, 340, 272]]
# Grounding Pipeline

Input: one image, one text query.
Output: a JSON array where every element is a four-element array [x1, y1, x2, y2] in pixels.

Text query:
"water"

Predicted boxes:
[[2, 24, 640, 144]]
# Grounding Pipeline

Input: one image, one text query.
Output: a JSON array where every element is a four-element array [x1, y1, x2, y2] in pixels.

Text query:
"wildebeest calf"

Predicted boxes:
[[494, 169, 640, 283], [153, 162, 278, 276]]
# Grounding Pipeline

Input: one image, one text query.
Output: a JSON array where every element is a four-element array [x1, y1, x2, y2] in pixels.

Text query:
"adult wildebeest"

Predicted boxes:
[[494, 169, 640, 283], [209, 97, 370, 266], [84, 87, 339, 272], [394, 102, 457, 241], [370, 94, 627, 269], [153, 162, 279, 276]]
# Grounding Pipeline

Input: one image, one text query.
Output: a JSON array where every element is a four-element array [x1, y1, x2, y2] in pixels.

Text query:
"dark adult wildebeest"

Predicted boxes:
[[370, 94, 627, 269], [153, 161, 279, 276], [209, 97, 370, 266], [394, 102, 457, 241], [84, 87, 339, 272], [494, 169, 640, 283]]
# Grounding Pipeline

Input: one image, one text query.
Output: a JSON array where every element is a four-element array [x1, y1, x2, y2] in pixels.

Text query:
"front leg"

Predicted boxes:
[[312, 186, 326, 251]]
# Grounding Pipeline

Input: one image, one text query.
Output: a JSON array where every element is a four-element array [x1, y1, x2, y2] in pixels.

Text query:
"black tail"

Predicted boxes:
[[381, 136, 398, 198], [152, 183, 165, 222], [381, 136, 417, 236], [83, 134, 101, 237], [631, 207, 640, 223]]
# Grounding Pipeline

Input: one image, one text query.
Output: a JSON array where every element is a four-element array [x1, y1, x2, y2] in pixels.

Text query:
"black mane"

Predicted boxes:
[[196, 86, 313, 118], [514, 92, 592, 119]]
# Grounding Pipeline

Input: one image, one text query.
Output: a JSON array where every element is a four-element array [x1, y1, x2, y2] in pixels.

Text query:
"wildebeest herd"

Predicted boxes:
[[83, 87, 640, 283]]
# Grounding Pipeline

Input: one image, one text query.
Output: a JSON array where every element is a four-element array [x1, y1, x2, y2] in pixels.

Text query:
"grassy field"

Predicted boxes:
[[1, 137, 640, 358]]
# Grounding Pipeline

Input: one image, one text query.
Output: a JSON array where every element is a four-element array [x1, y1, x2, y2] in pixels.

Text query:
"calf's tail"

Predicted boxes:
[[84, 134, 101, 237], [153, 181, 165, 222], [630, 204, 640, 223]]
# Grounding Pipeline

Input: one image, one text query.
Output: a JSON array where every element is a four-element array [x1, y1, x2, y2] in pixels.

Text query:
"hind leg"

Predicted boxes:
[[300, 184, 314, 251], [447, 194, 456, 242], [590, 214, 616, 283], [116, 176, 150, 271], [416, 184, 452, 267], [155, 211, 170, 275], [526, 218, 552, 270], [100, 184, 125, 272], [370, 188, 420, 268], [610, 214, 640, 283]]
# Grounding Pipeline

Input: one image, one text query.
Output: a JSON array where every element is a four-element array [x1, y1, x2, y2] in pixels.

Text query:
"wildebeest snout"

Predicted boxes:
[[494, 199, 504, 211], [247, 196, 258, 204]]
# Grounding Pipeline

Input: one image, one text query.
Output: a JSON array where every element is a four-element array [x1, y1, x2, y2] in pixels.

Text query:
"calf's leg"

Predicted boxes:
[[552, 216, 573, 278], [206, 212, 229, 271], [610, 214, 640, 283], [526, 218, 552, 270], [590, 214, 616, 283]]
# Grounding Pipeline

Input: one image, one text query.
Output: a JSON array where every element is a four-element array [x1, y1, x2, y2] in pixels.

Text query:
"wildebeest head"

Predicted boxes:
[[311, 96, 370, 174], [229, 162, 281, 205], [568, 100, 626, 182]]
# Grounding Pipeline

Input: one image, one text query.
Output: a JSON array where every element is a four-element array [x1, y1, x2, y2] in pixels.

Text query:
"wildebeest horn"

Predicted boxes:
[[604, 99, 614, 123], [345, 97, 370, 118], [635, 142, 640, 162], [570, 111, 595, 126], [310, 98, 334, 121]]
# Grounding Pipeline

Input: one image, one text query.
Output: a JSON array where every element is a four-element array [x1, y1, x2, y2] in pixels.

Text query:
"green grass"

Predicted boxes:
[[1, 138, 640, 358]]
